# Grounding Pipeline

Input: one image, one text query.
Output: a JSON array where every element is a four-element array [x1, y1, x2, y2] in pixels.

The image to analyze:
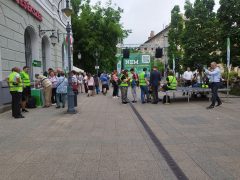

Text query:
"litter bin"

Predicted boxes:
[[31, 88, 44, 107]]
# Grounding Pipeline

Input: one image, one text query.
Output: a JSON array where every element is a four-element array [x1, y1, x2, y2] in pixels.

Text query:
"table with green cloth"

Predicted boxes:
[[31, 88, 44, 107]]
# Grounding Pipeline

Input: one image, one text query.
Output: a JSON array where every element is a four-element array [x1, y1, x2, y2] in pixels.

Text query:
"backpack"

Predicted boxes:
[[26, 96, 36, 108], [162, 95, 171, 104]]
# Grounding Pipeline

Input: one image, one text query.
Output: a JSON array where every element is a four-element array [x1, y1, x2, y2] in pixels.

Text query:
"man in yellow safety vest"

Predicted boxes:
[[20, 66, 31, 112], [8, 67, 24, 118], [119, 70, 131, 104]]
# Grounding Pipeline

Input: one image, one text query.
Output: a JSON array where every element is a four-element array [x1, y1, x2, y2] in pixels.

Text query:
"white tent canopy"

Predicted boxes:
[[73, 66, 84, 73]]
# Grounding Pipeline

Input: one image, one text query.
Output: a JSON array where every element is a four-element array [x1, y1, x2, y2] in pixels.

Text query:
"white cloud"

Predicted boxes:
[[90, 0, 220, 44]]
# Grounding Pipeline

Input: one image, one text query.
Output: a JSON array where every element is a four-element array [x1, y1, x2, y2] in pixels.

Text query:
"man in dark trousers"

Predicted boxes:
[[150, 66, 161, 104], [8, 67, 24, 118]]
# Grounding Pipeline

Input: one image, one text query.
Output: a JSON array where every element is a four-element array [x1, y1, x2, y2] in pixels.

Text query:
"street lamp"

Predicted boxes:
[[57, 0, 76, 114], [38, 25, 58, 46]]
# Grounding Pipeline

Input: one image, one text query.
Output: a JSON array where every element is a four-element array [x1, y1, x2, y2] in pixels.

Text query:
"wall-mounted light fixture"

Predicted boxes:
[[39, 25, 58, 46]]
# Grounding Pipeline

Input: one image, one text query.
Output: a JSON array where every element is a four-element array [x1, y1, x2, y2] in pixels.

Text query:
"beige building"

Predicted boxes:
[[0, 0, 73, 108], [140, 26, 170, 64]]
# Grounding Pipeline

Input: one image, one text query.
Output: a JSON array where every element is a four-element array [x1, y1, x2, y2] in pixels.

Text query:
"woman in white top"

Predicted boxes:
[[48, 71, 58, 104], [87, 73, 95, 97]]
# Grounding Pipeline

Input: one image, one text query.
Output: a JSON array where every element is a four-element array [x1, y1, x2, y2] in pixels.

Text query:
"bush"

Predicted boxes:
[[222, 71, 238, 80], [230, 86, 240, 96]]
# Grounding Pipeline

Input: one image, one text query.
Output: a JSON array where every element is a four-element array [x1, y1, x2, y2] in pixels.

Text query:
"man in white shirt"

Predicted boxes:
[[204, 62, 222, 109], [182, 67, 193, 95]]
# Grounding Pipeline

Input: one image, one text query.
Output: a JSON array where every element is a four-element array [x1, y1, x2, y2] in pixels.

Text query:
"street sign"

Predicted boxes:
[[95, 66, 99, 69], [32, 60, 41, 67]]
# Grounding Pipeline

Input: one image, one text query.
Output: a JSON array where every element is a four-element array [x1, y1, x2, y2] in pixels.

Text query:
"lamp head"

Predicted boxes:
[[50, 32, 58, 46], [62, 0, 73, 17]]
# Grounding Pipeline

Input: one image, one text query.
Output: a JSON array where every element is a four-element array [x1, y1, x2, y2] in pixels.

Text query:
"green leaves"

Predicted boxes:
[[71, 0, 130, 73], [170, 0, 240, 69]]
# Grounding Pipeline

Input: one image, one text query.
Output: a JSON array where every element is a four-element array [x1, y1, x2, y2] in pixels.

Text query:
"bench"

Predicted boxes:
[[161, 87, 230, 103]]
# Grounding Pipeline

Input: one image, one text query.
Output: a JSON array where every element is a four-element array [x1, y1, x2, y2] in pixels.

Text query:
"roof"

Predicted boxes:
[[143, 26, 170, 44]]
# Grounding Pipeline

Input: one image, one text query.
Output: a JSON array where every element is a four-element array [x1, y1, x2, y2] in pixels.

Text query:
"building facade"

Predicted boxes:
[[0, 0, 72, 108], [140, 26, 170, 65]]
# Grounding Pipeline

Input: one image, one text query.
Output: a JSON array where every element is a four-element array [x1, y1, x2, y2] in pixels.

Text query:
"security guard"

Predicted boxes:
[[163, 71, 177, 91], [119, 70, 130, 104], [8, 67, 24, 118], [20, 66, 31, 112], [139, 68, 150, 104]]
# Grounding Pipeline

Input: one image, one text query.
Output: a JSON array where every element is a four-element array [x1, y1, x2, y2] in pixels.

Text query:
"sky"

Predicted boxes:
[[90, 0, 220, 45]]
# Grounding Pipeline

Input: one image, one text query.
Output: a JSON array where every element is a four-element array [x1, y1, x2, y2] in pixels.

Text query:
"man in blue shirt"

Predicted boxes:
[[150, 66, 161, 104], [204, 62, 222, 109], [100, 72, 109, 95]]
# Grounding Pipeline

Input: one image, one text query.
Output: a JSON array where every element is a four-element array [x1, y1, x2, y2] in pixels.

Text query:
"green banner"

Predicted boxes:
[[117, 53, 152, 74]]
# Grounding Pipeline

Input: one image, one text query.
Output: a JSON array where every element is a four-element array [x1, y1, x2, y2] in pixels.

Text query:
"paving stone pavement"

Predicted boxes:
[[0, 92, 175, 180], [0, 89, 239, 180], [134, 91, 240, 180]]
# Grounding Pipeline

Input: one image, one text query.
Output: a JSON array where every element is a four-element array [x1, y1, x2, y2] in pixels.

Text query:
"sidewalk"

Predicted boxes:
[[134, 91, 240, 179], [1, 89, 240, 179], [0, 92, 176, 180]]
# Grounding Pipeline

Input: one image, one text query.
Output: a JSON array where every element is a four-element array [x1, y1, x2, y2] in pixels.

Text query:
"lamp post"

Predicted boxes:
[[163, 35, 168, 78], [78, 52, 82, 60], [57, 0, 76, 113], [95, 50, 99, 76]]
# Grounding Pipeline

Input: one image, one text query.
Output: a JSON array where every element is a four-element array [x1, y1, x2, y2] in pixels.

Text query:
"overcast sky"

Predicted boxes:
[[90, 0, 220, 45]]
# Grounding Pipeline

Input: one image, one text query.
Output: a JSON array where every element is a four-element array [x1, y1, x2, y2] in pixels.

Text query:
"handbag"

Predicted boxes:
[[72, 83, 78, 91]]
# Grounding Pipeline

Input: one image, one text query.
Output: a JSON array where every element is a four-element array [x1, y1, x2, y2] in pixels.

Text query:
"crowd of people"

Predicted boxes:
[[6, 66, 113, 118], [7, 61, 222, 118]]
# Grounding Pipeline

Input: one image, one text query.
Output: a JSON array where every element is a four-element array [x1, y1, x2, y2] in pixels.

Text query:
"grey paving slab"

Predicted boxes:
[[0, 91, 175, 179], [134, 90, 240, 179], [2, 89, 239, 179]]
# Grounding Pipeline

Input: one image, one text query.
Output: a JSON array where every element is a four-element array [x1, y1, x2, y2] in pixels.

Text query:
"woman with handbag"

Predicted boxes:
[[56, 72, 68, 108]]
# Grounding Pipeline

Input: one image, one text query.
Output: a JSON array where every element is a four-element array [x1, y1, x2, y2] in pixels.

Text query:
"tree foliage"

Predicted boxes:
[[217, 0, 240, 66], [168, 5, 184, 70], [71, 0, 130, 74], [182, 0, 220, 68]]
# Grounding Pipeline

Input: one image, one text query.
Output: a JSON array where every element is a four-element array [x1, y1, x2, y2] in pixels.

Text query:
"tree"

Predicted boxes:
[[71, 0, 130, 74], [168, 5, 184, 71], [182, 0, 220, 68], [217, 0, 240, 66]]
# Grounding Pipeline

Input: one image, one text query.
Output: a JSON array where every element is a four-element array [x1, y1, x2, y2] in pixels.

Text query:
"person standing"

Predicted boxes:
[[119, 70, 130, 104], [182, 67, 193, 95], [100, 72, 109, 95], [78, 73, 84, 93], [20, 66, 31, 113], [35, 74, 52, 108], [83, 73, 88, 93], [48, 71, 58, 104], [150, 66, 161, 104], [93, 74, 100, 94], [112, 70, 119, 98], [139, 68, 150, 104], [87, 74, 95, 97], [204, 62, 222, 109], [130, 68, 138, 103], [56, 72, 68, 108], [8, 67, 24, 118]]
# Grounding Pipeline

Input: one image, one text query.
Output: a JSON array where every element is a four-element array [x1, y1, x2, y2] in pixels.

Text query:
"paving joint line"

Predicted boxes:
[[129, 102, 189, 180]]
